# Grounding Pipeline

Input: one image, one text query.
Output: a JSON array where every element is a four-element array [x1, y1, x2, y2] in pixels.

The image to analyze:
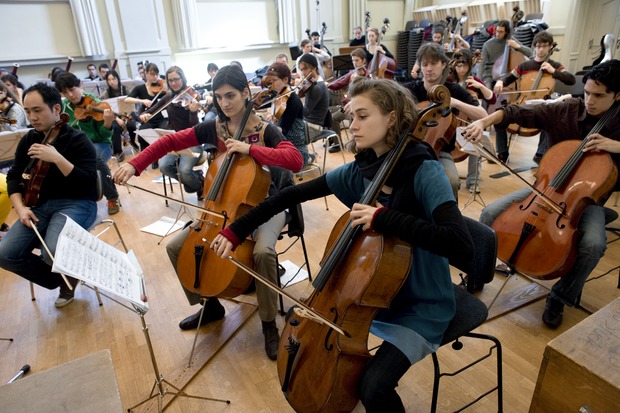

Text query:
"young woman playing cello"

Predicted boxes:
[[211, 78, 473, 411], [114, 64, 303, 360]]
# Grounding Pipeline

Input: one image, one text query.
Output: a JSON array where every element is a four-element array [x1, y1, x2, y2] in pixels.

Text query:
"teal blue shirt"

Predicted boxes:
[[325, 159, 455, 362]]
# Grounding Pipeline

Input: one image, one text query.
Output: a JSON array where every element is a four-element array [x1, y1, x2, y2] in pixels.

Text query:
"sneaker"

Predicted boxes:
[[55, 276, 80, 308], [178, 298, 225, 330], [107, 199, 120, 215], [151, 161, 159, 170], [307, 153, 317, 164], [533, 154, 542, 164], [542, 295, 564, 329], [0, 223, 10, 232], [468, 185, 481, 194], [262, 320, 279, 360]]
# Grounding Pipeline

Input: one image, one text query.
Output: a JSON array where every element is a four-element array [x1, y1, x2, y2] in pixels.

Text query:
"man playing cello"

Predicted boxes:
[[463, 59, 620, 328]]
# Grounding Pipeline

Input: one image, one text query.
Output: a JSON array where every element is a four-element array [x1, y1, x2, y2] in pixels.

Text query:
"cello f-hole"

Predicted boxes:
[[323, 307, 339, 351]]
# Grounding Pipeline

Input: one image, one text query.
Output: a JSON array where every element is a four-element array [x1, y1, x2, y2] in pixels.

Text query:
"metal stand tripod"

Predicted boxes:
[[462, 155, 486, 210], [127, 303, 230, 412]]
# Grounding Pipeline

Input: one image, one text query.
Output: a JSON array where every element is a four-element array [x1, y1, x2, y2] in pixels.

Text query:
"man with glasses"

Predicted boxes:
[[493, 31, 575, 162]]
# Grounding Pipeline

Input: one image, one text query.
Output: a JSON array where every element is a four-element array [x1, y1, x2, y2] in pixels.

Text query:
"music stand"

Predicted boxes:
[[332, 55, 354, 72], [289, 44, 302, 61], [457, 128, 493, 210], [0, 129, 31, 167], [49, 217, 229, 413]]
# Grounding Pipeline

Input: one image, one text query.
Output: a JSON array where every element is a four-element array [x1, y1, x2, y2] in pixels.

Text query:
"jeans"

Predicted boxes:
[[480, 188, 607, 306], [93, 142, 119, 201], [159, 145, 203, 193], [0, 199, 97, 289], [358, 341, 412, 413]]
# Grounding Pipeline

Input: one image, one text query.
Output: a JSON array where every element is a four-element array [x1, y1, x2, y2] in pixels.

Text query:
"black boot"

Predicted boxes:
[[178, 298, 225, 330], [542, 295, 564, 329], [262, 320, 279, 360]]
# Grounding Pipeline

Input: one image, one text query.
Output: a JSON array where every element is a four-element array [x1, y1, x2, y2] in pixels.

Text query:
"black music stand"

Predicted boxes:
[[289, 45, 302, 61], [332, 55, 354, 72]]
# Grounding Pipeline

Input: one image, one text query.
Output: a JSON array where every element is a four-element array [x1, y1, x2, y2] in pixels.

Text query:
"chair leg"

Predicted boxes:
[[275, 254, 285, 315], [430, 333, 504, 413], [29, 281, 36, 301], [334, 134, 346, 164], [299, 234, 312, 282]]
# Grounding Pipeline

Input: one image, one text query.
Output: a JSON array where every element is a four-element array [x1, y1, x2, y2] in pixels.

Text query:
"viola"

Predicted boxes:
[[21, 114, 70, 207], [0, 115, 17, 125], [72, 95, 128, 123], [276, 86, 452, 412], [492, 101, 620, 280], [297, 72, 318, 98], [171, 87, 201, 108], [176, 89, 278, 298]]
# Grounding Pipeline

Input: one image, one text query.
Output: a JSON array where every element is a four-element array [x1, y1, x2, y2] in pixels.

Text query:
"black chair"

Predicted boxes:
[[430, 217, 503, 412], [272, 169, 312, 314]]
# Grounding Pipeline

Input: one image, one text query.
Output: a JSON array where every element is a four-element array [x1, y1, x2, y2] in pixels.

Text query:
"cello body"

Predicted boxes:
[[505, 69, 555, 136], [277, 212, 412, 412], [492, 140, 617, 280], [177, 152, 271, 297], [369, 53, 396, 79]]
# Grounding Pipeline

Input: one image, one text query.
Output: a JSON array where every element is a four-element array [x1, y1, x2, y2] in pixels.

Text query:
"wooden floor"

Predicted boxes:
[[1, 134, 619, 412]]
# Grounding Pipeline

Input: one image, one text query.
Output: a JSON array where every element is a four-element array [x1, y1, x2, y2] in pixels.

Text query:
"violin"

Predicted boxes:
[[277, 86, 452, 412], [297, 73, 317, 98], [148, 78, 166, 95], [21, 114, 70, 207], [176, 89, 278, 298], [0, 115, 17, 125], [172, 87, 201, 108], [72, 95, 128, 123]]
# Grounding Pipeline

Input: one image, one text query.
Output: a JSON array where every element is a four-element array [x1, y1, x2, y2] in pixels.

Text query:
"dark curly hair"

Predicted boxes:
[[583, 59, 620, 94]]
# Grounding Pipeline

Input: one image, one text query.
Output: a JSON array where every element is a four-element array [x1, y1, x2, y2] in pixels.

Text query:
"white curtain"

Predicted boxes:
[[277, 0, 300, 44], [69, 0, 106, 56], [171, 0, 200, 50]]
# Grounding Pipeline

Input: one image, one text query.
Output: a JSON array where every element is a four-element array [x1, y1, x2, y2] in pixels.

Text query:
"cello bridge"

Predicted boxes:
[[293, 307, 325, 325]]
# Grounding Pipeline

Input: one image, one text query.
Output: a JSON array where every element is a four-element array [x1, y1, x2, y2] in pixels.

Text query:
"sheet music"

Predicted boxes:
[[456, 127, 494, 156], [52, 216, 148, 312], [135, 128, 199, 157]]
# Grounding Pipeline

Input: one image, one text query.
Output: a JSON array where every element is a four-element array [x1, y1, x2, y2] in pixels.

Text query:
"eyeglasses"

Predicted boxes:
[[168, 77, 182, 82]]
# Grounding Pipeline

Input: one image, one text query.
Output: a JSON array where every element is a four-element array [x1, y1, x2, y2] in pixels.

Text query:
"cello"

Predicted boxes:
[[491, 101, 620, 280], [176, 89, 277, 298], [506, 43, 558, 136], [368, 19, 396, 79], [319, 23, 334, 82], [276, 86, 452, 413]]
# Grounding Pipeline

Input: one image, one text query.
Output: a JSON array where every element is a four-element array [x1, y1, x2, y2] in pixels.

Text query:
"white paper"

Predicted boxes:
[[52, 216, 148, 311], [134, 128, 175, 145], [140, 216, 186, 236], [279, 260, 309, 287], [456, 128, 494, 157]]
